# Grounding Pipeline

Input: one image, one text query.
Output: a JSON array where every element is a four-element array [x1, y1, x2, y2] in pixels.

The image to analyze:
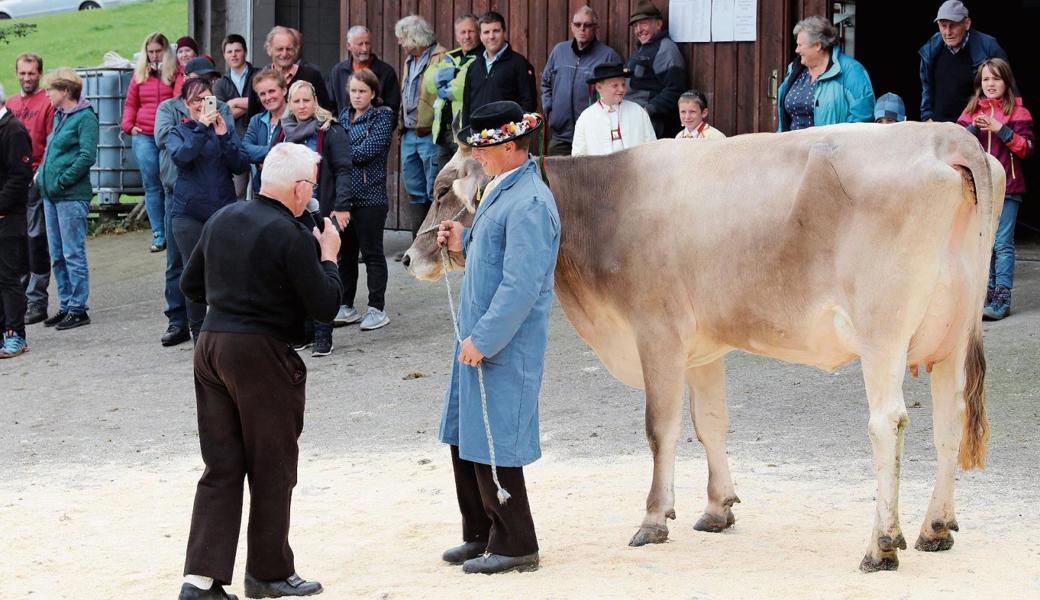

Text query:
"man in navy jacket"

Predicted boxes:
[[460, 12, 538, 127]]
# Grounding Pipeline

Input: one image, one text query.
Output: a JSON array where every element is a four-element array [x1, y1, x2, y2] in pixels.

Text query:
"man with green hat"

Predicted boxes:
[[624, 0, 688, 137]]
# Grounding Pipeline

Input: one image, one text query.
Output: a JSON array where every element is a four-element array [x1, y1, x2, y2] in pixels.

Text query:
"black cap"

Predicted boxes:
[[184, 56, 219, 78]]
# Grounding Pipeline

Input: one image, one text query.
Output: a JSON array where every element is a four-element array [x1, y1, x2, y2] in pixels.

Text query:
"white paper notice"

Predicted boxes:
[[669, 0, 712, 43], [734, 0, 757, 41], [710, 0, 735, 42]]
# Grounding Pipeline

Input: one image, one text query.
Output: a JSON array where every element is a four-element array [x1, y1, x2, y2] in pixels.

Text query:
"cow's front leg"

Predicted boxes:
[[916, 349, 965, 552], [629, 335, 686, 547], [860, 352, 910, 572], [688, 358, 740, 532]]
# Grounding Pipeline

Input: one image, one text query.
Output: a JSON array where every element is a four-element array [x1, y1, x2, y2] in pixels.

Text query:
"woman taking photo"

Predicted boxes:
[[167, 78, 249, 342], [274, 79, 352, 357], [776, 16, 874, 132], [122, 32, 181, 252], [334, 69, 393, 331], [37, 68, 98, 330], [957, 58, 1035, 320], [242, 68, 288, 194]]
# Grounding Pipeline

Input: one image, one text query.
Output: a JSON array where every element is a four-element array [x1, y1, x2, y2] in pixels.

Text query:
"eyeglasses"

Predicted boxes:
[[572, 22, 596, 29], [296, 179, 317, 190]]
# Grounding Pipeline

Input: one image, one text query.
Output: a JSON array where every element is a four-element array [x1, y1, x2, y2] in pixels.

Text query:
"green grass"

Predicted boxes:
[[0, 0, 188, 94]]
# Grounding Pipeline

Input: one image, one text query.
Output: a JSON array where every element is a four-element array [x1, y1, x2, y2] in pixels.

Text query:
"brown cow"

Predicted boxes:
[[403, 122, 1003, 572]]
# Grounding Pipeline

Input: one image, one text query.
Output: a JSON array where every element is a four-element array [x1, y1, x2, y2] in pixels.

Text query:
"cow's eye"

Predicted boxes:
[[436, 186, 450, 199]]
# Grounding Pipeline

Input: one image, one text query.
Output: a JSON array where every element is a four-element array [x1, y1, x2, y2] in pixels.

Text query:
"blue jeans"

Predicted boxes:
[[43, 198, 90, 314], [163, 186, 186, 327], [989, 194, 1020, 291], [401, 129, 439, 203], [132, 133, 166, 244]]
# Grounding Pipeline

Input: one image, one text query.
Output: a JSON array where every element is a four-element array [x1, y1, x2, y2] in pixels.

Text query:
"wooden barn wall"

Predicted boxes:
[[326, 0, 830, 229]]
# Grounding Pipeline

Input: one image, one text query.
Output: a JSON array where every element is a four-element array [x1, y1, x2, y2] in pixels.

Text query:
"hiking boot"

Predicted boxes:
[[333, 305, 360, 326], [982, 285, 1011, 321], [24, 303, 48, 325], [312, 332, 333, 357], [359, 307, 390, 331], [55, 312, 91, 330], [0, 330, 28, 359], [43, 311, 68, 327]]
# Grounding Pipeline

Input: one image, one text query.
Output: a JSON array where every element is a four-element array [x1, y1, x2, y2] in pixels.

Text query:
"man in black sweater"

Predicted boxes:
[[0, 83, 34, 359], [177, 142, 342, 600], [460, 11, 538, 127], [327, 24, 401, 117], [247, 26, 334, 119]]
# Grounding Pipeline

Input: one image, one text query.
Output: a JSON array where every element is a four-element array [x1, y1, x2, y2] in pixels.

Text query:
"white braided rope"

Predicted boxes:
[[441, 245, 511, 504]]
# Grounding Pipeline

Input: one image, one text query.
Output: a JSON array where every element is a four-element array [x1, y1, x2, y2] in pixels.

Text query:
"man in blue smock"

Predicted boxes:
[[436, 101, 560, 575]]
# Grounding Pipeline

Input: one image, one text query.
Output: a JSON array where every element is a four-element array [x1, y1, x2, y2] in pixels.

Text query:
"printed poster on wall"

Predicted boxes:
[[671, 0, 756, 42], [669, 0, 711, 43]]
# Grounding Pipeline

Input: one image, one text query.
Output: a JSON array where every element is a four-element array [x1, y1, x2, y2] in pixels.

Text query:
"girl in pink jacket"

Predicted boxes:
[[957, 58, 1035, 320]]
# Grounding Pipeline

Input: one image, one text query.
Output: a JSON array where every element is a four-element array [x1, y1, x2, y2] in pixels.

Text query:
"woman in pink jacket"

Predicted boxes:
[[957, 58, 1035, 320], [122, 32, 182, 252]]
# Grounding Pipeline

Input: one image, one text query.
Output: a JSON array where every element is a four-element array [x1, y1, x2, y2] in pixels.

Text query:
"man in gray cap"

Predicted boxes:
[[919, 0, 1007, 122]]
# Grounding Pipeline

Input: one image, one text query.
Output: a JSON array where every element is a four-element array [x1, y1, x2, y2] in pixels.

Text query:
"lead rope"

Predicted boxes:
[[440, 245, 511, 504]]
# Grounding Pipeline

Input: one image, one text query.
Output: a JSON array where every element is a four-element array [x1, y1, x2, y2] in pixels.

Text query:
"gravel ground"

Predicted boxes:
[[2, 229, 1037, 597]]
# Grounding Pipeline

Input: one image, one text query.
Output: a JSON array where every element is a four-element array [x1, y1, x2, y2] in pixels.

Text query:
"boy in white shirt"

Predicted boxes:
[[571, 63, 656, 156], [676, 90, 725, 140]]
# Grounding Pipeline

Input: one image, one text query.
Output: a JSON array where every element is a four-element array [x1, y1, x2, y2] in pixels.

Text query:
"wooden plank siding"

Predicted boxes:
[[321, 0, 832, 229]]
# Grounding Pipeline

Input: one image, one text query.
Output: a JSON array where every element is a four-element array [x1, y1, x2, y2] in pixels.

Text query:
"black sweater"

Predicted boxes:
[[0, 110, 33, 217], [180, 195, 342, 344], [461, 45, 538, 127]]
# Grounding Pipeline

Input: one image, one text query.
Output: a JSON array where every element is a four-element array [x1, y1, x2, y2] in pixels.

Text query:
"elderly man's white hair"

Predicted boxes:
[[261, 142, 322, 191], [395, 15, 436, 51], [346, 25, 369, 43]]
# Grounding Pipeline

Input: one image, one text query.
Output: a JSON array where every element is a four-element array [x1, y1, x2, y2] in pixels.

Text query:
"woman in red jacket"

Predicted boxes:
[[957, 58, 1035, 320], [122, 32, 182, 252]]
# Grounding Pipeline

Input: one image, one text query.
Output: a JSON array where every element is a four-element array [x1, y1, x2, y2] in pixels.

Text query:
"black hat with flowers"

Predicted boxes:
[[458, 100, 543, 148]]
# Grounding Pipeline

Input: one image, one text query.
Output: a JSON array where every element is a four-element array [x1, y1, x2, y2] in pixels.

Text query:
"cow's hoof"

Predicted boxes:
[[693, 508, 735, 533], [860, 553, 899, 573], [915, 533, 954, 552], [629, 525, 669, 547]]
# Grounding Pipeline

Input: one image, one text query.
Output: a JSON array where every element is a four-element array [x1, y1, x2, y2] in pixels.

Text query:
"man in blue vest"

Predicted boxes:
[[436, 101, 560, 575], [624, 0, 688, 138], [541, 5, 622, 156], [919, 0, 1007, 122]]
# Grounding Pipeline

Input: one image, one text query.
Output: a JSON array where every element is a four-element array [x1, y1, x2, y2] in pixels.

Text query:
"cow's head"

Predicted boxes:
[[402, 145, 489, 280]]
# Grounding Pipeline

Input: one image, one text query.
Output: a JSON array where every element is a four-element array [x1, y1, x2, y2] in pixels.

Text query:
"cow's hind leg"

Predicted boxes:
[[916, 338, 971, 552], [860, 352, 910, 572], [629, 334, 686, 547], [687, 358, 740, 532]]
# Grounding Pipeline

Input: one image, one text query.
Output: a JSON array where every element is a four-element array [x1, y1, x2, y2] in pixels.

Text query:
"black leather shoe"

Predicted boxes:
[[43, 311, 67, 327], [178, 582, 238, 600], [25, 304, 48, 325], [463, 552, 539, 574], [244, 573, 323, 598], [442, 541, 486, 564], [162, 324, 191, 347]]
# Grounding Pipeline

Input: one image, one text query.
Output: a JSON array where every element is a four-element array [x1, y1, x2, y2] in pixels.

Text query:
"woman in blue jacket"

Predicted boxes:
[[167, 78, 249, 341], [777, 16, 875, 132], [242, 68, 288, 194]]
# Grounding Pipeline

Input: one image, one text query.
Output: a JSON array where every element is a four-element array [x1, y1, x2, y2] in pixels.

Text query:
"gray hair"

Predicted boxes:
[[454, 13, 478, 28], [261, 143, 322, 190], [573, 5, 598, 24], [346, 25, 369, 44], [395, 15, 436, 51], [793, 15, 837, 49]]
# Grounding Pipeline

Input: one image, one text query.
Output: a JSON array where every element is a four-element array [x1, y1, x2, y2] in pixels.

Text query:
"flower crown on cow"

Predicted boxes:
[[458, 101, 543, 148]]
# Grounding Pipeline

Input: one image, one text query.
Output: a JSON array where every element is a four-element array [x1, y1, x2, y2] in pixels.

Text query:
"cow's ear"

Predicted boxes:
[[452, 175, 480, 213]]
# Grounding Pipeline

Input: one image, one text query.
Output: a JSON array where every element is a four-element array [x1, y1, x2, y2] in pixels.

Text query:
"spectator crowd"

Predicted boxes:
[[0, 0, 1033, 364]]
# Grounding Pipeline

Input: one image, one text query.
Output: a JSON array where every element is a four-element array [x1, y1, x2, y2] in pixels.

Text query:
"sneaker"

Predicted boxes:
[[0, 330, 28, 359], [292, 338, 313, 351], [359, 307, 390, 331], [25, 303, 48, 325], [982, 285, 1011, 321], [43, 311, 68, 327], [333, 305, 361, 326], [311, 334, 333, 357], [55, 312, 91, 330]]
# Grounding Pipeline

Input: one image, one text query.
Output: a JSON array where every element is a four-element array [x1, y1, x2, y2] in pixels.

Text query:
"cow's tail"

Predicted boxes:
[[959, 322, 989, 470]]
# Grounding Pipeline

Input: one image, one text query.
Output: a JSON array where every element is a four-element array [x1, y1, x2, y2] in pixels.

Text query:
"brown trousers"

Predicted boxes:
[[450, 445, 539, 557], [184, 332, 308, 585]]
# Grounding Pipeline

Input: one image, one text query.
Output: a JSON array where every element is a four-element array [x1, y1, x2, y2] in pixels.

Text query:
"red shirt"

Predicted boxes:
[[5, 89, 54, 172]]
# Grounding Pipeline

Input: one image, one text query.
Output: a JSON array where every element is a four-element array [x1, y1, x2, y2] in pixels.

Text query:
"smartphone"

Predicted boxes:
[[203, 96, 217, 117]]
